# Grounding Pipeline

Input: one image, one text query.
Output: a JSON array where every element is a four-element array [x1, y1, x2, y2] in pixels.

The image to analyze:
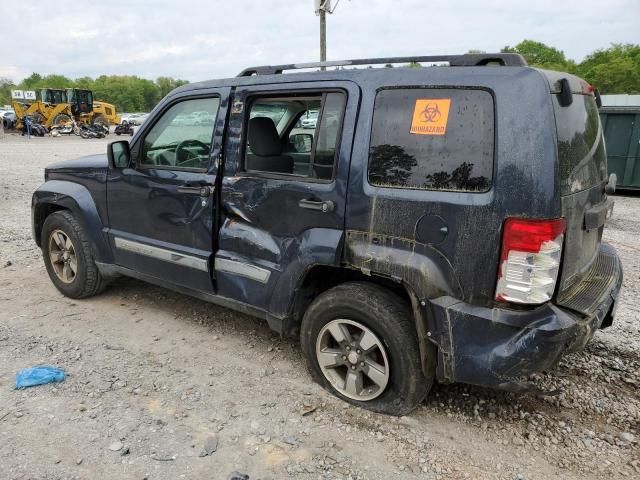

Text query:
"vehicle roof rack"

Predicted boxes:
[[237, 53, 527, 77]]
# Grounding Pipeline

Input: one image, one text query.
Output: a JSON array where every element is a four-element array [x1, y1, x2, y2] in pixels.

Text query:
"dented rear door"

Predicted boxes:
[[215, 80, 360, 316]]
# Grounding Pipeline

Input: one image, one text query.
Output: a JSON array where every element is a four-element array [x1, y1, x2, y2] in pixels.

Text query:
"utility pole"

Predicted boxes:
[[315, 1, 341, 70], [319, 6, 327, 67]]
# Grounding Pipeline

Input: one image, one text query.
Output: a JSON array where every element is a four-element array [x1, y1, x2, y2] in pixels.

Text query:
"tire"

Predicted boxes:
[[52, 113, 72, 127], [41, 210, 105, 299], [31, 112, 45, 125], [92, 116, 109, 134], [300, 282, 433, 415]]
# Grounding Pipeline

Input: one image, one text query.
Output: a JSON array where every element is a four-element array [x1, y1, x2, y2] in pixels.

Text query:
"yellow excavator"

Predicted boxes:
[[12, 88, 120, 129]]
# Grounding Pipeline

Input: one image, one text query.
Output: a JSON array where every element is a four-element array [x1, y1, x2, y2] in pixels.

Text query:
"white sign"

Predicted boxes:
[[24, 91, 36, 100], [11, 90, 24, 99]]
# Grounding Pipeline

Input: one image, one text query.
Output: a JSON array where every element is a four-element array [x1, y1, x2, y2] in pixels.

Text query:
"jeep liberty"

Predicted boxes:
[[32, 54, 623, 415]]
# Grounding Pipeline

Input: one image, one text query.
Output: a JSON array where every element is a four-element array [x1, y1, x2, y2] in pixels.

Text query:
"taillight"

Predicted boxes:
[[495, 218, 566, 305]]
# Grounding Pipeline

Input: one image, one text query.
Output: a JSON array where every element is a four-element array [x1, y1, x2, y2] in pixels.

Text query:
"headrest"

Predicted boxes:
[[248, 117, 282, 156]]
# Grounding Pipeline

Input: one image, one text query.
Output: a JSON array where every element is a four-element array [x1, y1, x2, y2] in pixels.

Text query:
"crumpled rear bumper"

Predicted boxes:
[[426, 243, 623, 390]]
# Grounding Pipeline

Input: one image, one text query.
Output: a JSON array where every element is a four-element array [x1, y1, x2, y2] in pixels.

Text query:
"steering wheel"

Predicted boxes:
[[175, 139, 209, 166]]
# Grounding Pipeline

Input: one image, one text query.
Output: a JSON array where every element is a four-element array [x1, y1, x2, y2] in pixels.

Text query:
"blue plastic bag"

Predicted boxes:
[[15, 366, 65, 389]]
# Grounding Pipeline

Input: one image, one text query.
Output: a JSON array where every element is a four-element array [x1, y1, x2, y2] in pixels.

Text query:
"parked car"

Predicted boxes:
[[1, 109, 16, 129], [194, 111, 215, 126], [31, 54, 622, 415], [124, 113, 148, 126], [114, 120, 135, 136], [300, 110, 318, 129]]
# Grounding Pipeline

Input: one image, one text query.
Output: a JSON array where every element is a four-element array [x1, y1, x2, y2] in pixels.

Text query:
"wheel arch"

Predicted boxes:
[[32, 180, 113, 263], [287, 265, 437, 378], [33, 202, 68, 247]]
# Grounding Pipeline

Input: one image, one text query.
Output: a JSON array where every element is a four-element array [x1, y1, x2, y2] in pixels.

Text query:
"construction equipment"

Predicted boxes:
[[11, 88, 120, 130]]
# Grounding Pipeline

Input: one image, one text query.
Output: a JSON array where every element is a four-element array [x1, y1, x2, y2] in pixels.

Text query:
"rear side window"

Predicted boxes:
[[554, 94, 607, 195], [243, 92, 345, 180], [368, 88, 494, 192]]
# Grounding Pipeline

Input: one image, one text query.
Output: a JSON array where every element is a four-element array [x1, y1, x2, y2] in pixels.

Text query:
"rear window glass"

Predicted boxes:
[[554, 94, 607, 194], [368, 88, 494, 192]]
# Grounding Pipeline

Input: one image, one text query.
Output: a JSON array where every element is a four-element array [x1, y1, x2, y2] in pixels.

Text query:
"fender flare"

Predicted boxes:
[[32, 180, 113, 263], [343, 230, 462, 300]]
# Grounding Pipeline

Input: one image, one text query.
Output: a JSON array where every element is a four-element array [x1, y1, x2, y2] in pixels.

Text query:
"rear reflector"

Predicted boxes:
[[495, 218, 566, 305]]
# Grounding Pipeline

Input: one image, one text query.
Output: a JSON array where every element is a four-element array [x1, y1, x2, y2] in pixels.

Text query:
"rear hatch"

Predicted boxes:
[[543, 71, 611, 311]]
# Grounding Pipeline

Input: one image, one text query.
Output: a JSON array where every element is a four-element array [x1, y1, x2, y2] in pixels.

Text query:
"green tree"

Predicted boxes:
[[18, 74, 73, 92], [74, 76, 95, 90], [501, 40, 574, 71], [156, 76, 189, 98], [501, 40, 640, 93], [19, 73, 43, 89], [0, 77, 16, 106], [576, 44, 640, 94], [3, 73, 191, 112]]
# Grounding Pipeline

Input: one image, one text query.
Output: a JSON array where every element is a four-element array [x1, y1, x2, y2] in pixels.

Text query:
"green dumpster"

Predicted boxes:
[[600, 106, 640, 190]]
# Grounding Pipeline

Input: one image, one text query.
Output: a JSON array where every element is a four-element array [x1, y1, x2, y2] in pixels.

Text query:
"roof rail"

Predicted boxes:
[[237, 53, 527, 77]]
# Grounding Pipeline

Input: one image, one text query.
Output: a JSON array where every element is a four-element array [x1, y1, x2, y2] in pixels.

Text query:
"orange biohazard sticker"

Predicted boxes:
[[410, 99, 451, 135]]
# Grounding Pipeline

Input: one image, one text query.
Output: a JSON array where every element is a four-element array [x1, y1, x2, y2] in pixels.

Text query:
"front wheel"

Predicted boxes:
[[300, 282, 433, 415], [41, 211, 105, 298], [52, 113, 72, 127]]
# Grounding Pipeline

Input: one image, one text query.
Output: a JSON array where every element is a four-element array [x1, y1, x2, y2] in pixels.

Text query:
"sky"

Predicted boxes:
[[0, 0, 638, 83]]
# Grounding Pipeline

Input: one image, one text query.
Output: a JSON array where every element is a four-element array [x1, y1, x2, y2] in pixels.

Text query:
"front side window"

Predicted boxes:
[[243, 92, 346, 180], [142, 97, 220, 170], [368, 88, 494, 192]]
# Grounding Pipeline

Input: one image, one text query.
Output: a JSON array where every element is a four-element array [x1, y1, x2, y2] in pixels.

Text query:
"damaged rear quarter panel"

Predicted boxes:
[[345, 69, 560, 306], [342, 69, 563, 386]]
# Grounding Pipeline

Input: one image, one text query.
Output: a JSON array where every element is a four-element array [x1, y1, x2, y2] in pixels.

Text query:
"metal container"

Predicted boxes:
[[600, 96, 640, 190]]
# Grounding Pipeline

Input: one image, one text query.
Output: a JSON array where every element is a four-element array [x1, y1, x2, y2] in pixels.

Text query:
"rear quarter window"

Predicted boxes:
[[368, 88, 494, 192], [554, 94, 607, 195]]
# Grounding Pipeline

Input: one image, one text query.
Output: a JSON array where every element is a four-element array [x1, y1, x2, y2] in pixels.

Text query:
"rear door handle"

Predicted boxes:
[[177, 185, 214, 197], [298, 199, 335, 213]]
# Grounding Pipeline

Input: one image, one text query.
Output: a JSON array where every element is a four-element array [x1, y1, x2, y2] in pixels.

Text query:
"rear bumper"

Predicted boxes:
[[427, 243, 623, 390]]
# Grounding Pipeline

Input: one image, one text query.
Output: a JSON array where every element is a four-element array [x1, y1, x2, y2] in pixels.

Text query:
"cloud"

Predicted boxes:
[[0, 0, 638, 82]]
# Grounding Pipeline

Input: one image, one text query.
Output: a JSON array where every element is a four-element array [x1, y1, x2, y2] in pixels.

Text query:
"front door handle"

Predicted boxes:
[[177, 185, 214, 197], [298, 198, 335, 213]]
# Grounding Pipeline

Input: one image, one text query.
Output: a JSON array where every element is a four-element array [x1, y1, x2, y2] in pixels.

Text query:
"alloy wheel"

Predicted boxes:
[[48, 229, 78, 284], [315, 319, 390, 401]]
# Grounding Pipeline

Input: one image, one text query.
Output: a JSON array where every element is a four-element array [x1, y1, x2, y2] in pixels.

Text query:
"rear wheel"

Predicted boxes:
[[41, 211, 105, 299], [300, 282, 433, 415]]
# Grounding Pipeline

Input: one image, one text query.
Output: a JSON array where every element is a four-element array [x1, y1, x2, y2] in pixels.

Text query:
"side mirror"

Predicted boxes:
[[291, 133, 313, 153], [108, 140, 130, 169]]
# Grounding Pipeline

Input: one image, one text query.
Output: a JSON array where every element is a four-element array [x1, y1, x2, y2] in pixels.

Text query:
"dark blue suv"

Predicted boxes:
[[32, 54, 623, 414]]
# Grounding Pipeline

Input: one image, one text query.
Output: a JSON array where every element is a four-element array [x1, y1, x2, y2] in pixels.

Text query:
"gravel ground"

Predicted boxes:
[[0, 132, 638, 480]]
